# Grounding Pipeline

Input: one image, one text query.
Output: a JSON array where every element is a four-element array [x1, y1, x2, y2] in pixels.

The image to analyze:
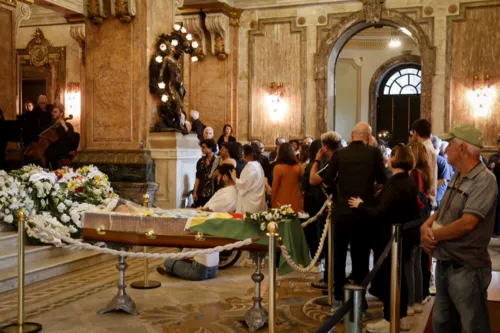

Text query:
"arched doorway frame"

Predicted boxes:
[[315, 8, 435, 134], [368, 53, 422, 131]]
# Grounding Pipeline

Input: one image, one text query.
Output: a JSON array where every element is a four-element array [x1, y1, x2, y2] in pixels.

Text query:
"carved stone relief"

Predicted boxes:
[[205, 13, 230, 60], [111, 0, 136, 23], [70, 25, 86, 63], [85, 0, 136, 25], [85, 0, 107, 25], [363, 0, 384, 23], [17, 28, 66, 107], [15, 3, 31, 37], [26, 28, 51, 67], [182, 14, 206, 58]]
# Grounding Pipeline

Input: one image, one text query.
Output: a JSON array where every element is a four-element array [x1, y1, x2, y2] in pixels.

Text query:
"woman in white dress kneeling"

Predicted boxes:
[[157, 165, 239, 280], [230, 144, 268, 214]]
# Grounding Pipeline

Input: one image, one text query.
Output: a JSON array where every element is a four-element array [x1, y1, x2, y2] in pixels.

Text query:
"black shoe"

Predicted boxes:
[[156, 267, 168, 275], [311, 279, 328, 289]]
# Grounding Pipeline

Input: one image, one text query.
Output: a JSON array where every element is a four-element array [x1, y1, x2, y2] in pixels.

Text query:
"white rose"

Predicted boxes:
[[60, 214, 70, 223], [5, 209, 10, 214], [4, 215, 13, 223], [57, 202, 66, 213]]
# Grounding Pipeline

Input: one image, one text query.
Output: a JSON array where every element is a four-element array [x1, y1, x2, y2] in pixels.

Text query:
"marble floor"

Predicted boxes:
[[0, 248, 438, 333]]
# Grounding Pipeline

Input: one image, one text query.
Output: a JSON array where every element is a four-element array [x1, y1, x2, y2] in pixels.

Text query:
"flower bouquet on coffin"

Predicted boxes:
[[245, 204, 299, 231]]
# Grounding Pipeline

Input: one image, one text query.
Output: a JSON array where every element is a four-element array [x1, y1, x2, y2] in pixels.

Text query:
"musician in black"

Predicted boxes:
[[44, 104, 79, 170], [33, 95, 52, 131]]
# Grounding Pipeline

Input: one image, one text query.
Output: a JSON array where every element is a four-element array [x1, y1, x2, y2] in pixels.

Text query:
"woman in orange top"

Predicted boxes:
[[272, 142, 304, 212]]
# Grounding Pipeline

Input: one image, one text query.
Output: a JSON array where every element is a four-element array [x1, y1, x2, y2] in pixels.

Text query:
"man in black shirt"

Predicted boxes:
[[310, 122, 387, 311]]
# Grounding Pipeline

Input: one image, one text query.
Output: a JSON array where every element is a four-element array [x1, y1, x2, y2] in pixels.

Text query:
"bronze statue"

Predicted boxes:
[[149, 30, 197, 133]]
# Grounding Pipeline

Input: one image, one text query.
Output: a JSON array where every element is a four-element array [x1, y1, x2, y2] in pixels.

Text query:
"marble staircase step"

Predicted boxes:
[[0, 250, 114, 294], [0, 244, 73, 268], [0, 231, 18, 249]]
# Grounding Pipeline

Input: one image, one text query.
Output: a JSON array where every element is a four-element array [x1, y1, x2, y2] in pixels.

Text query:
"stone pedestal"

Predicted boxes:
[[148, 132, 201, 209], [112, 182, 159, 207]]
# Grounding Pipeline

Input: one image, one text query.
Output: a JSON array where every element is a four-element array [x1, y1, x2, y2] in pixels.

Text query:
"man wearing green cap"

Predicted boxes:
[[420, 124, 498, 333]]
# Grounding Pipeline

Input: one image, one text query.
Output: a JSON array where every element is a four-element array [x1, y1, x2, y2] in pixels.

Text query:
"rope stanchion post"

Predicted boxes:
[[314, 199, 333, 307], [327, 201, 333, 306], [1, 210, 42, 333], [267, 222, 279, 333], [244, 252, 268, 332], [343, 284, 364, 333], [390, 224, 402, 333], [98, 248, 139, 315], [131, 194, 161, 290]]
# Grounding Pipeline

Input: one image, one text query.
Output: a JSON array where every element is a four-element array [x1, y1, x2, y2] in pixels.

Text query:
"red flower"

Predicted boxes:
[[75, 187, 85, 193], [55, 171, 63, 179]]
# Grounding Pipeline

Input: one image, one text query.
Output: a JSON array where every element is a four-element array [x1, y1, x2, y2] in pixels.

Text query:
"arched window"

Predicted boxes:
[[381, 66, 421, 96]]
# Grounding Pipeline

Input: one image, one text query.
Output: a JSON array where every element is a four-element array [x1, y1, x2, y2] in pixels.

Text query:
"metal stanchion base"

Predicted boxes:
[[313, 296, 331, 306], [130, 280, 161, 289], [97, 293, 139, 315], [1, 322, 43, 333], [244, 306, 268, 333]]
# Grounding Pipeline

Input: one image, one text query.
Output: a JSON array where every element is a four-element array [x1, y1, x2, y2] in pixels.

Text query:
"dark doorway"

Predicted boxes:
[[22, 79, 47, 112], [376, 64, 421, 148]]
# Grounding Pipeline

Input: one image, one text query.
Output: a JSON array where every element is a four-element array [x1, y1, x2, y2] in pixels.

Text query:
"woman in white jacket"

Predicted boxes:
[[231, 144, 267, 214]]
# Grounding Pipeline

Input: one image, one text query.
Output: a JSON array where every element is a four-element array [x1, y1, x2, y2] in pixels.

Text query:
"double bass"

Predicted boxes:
[[24, 114, 73, 167]]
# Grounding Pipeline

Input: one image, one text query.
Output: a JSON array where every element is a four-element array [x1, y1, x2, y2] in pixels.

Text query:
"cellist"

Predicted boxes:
[[44, 104, 78, 170]]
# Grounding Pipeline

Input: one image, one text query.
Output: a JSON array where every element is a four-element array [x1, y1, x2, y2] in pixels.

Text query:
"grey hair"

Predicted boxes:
[[454, 138, 481, 156], [190, 110, 199, 120], [320, 131, 342, 143]]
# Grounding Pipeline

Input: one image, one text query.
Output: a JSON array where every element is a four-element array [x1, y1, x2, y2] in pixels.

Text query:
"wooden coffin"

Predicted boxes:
[[81, 211, 267, 251]]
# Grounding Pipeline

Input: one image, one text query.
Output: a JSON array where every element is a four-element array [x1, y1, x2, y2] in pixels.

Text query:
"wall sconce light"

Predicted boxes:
[[467, 74, 495, 118], [65, 82, 81, 119], [267, 82, 284, 122]]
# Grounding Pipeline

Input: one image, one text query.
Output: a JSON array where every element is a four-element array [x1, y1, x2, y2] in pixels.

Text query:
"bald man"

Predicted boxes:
[[310, 122, 387, 313]]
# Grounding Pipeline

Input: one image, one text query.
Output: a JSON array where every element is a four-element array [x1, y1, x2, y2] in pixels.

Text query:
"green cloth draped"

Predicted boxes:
[[189, 218, 311, 275]]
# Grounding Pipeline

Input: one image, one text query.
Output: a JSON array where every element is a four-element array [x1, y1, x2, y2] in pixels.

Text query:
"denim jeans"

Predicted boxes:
[[404, 245, 423, 305], [433, 261, 492, 333], [164, 259, 218, 281]]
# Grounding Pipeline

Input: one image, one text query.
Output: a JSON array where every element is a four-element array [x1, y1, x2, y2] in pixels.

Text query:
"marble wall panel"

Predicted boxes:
[[248, 18, 306, 147], [448, 3, 500, 148], [188, 47, 232, 136], [0, 9, 16, 120]]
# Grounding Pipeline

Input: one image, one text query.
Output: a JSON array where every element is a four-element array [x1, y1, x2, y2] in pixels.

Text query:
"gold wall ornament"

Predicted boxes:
[[26, 28, 52, 67], [424, 6, 434, 16], [363, 0, 385, 23], [111, 0, 136, 23], [228, 9, 241, 26], [85, 0, 107, 25]]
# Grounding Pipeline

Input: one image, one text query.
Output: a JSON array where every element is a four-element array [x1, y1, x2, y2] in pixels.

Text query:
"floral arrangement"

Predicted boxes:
[[0, 165, 117, 244], [245, 205, 298, 231]]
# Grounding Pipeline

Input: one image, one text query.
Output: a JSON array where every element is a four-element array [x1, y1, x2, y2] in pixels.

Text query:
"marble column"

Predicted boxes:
[[0, 1, 17, 120], [76, 0, 176, 205]]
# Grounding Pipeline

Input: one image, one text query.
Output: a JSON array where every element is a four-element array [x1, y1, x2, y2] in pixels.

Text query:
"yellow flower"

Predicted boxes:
[[68, 180, 78, 191], [81, 166, 89, 174]]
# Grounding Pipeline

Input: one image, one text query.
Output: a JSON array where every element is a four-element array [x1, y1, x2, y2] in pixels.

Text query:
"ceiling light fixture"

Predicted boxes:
[[389, 38, 401, 48]]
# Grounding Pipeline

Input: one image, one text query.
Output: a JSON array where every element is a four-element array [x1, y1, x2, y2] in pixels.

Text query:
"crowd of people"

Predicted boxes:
[[166, 114, 500, 333], [0, 95, 79, 170]]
